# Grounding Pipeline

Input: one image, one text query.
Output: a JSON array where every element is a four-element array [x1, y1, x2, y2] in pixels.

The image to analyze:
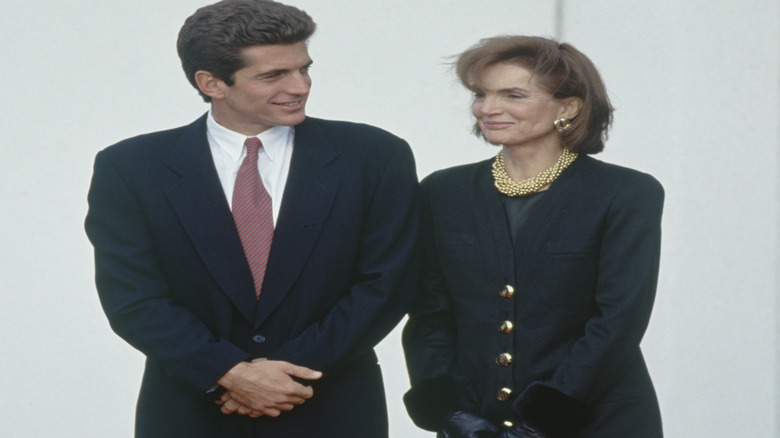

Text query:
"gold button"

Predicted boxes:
[[496, 387, 513, 401], [495, 352, 513, 366], [503, 421, 515, 428], [499, 321, 514, 333], [499, 285, 515, 298]]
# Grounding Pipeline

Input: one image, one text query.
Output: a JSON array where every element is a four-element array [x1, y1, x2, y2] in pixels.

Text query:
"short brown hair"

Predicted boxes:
[[455, 35, 613, 154], [177, 0, 316, 102]]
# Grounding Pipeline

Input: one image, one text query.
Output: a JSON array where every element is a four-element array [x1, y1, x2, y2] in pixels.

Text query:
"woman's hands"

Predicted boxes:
[[438, 411, 547, 438], [439, 411, 499, 438], [496, 423, 547, 438]]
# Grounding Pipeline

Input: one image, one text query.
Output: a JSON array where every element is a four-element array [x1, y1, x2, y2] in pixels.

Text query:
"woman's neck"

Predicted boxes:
[[501, 141, 565, 182]]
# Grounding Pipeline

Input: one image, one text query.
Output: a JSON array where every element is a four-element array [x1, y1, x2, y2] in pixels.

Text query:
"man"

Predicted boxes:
[[84, 1, 419, 437]]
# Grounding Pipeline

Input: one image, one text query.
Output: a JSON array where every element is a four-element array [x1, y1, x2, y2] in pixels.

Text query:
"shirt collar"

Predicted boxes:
[[206, 109, 293, 162]]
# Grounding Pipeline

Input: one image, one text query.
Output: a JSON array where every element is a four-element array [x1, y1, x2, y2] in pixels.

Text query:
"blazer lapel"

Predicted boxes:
[[470, 156, 588, 285], [164, 115, 257, 323], [471, 161, 517, 285], [253, 118, 339, 328], [512, 155, 590, 254]]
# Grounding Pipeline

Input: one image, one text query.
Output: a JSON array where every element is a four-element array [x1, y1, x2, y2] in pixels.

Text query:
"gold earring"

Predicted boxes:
[[553, 118, 571, 133]]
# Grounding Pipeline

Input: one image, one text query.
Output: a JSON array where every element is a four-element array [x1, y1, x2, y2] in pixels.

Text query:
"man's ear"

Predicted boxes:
[[560, 97, 583, 120], [194, 70, 226, 100]]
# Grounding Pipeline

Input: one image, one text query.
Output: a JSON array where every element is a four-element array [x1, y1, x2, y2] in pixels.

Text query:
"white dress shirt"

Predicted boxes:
[[206, 110, 294, 225]]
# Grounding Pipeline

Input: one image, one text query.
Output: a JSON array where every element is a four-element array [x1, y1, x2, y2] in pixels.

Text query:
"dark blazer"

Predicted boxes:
[[85, 114, 419, 438], [403, 155, 664, 437]]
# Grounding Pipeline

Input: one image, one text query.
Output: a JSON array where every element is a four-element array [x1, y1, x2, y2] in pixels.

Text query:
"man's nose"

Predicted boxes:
[[285, 73, 311, 94]]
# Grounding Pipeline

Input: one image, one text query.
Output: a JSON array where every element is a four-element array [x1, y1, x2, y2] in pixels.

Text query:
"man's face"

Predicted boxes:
[[211, 41, 312, 136]]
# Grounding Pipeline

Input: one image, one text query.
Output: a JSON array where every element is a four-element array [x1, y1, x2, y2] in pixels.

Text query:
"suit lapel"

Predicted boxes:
[[164, 115, 257, 323], [254, 118, 339, 328]]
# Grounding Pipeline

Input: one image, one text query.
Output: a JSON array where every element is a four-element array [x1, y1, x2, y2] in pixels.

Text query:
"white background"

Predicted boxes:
[[1, 1, 778, 436]]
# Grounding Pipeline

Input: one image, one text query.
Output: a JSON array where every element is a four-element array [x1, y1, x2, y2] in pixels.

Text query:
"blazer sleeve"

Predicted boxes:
[[401, 175, 478, 431], [515, 172, 665, 436], [266, 139, 420, 372], [85, 150, 250, 392]]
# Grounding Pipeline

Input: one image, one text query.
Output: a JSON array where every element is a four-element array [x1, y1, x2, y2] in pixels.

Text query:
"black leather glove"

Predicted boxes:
[[496, 423, 547, 438], [439, 411, 500, 438]]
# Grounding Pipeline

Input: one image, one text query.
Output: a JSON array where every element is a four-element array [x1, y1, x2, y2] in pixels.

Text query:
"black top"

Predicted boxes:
[[501, 191, 544, 244]]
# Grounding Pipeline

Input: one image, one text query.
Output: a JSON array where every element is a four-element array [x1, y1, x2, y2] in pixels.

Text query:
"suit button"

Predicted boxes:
[[499, 285, 515, 298], [499, 321, 514, 333], [252, 334, 266, 344], [495, 353, 513, 366], [503, 421, 515, 428], [496, 387, 513, 401]]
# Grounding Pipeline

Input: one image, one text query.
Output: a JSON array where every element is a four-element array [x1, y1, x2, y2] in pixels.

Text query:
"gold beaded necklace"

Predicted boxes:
[[491, 148, 578, 197]]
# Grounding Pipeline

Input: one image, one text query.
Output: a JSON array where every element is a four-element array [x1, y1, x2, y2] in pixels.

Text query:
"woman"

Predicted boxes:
[[403, 36, 664, 438]]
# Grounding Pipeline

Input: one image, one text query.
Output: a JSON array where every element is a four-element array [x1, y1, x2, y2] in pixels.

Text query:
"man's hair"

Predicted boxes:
[[455, 35, 613, 154], [177, 0, 316, 102]]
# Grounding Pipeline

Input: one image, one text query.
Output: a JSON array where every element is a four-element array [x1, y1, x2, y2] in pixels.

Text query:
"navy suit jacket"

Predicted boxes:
[[403, 155, 663, 437], [85, 115, 419, 437]]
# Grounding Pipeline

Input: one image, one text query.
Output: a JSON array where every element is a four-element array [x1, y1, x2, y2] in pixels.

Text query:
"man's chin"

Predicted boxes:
[[279, 112, 307, 127]]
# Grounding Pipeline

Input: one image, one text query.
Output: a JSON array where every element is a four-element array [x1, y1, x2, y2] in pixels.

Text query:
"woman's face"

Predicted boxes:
[[471, 63, 569, 150]]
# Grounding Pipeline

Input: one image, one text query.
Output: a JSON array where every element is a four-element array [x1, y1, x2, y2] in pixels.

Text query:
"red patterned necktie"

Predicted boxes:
[[232, 137, 274, 298]]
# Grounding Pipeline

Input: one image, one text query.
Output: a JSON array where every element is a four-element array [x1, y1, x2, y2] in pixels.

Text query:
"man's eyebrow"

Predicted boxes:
[[256, 59, 314, 78], [256, 68, 286, 78]]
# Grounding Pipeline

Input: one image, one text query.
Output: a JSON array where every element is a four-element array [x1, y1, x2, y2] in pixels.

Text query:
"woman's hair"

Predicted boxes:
[[455, 35, 613, 154], [177, 0, 316, 102]]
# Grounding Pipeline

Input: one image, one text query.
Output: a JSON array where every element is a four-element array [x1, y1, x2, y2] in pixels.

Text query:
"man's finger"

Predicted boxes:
[[262, 408, 282, 417], [248, 410, 264, 418], [215, 392, 230, 405], [283, 363, 322, 381], [220, 399, 240, 415]]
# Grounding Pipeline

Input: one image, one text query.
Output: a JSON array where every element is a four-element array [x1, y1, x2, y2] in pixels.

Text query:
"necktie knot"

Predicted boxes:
[[244, 137, 262, 156]]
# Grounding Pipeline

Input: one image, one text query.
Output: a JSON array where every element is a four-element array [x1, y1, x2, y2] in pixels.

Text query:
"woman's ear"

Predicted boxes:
[[560, 97, 583, 120]]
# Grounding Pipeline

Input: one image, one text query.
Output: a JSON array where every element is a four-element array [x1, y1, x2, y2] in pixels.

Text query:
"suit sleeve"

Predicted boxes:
[[266, 139, 420, 372], [401, 176, 479, 431], [515, 173, 665, 436], [85, 150, 250, 392]]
